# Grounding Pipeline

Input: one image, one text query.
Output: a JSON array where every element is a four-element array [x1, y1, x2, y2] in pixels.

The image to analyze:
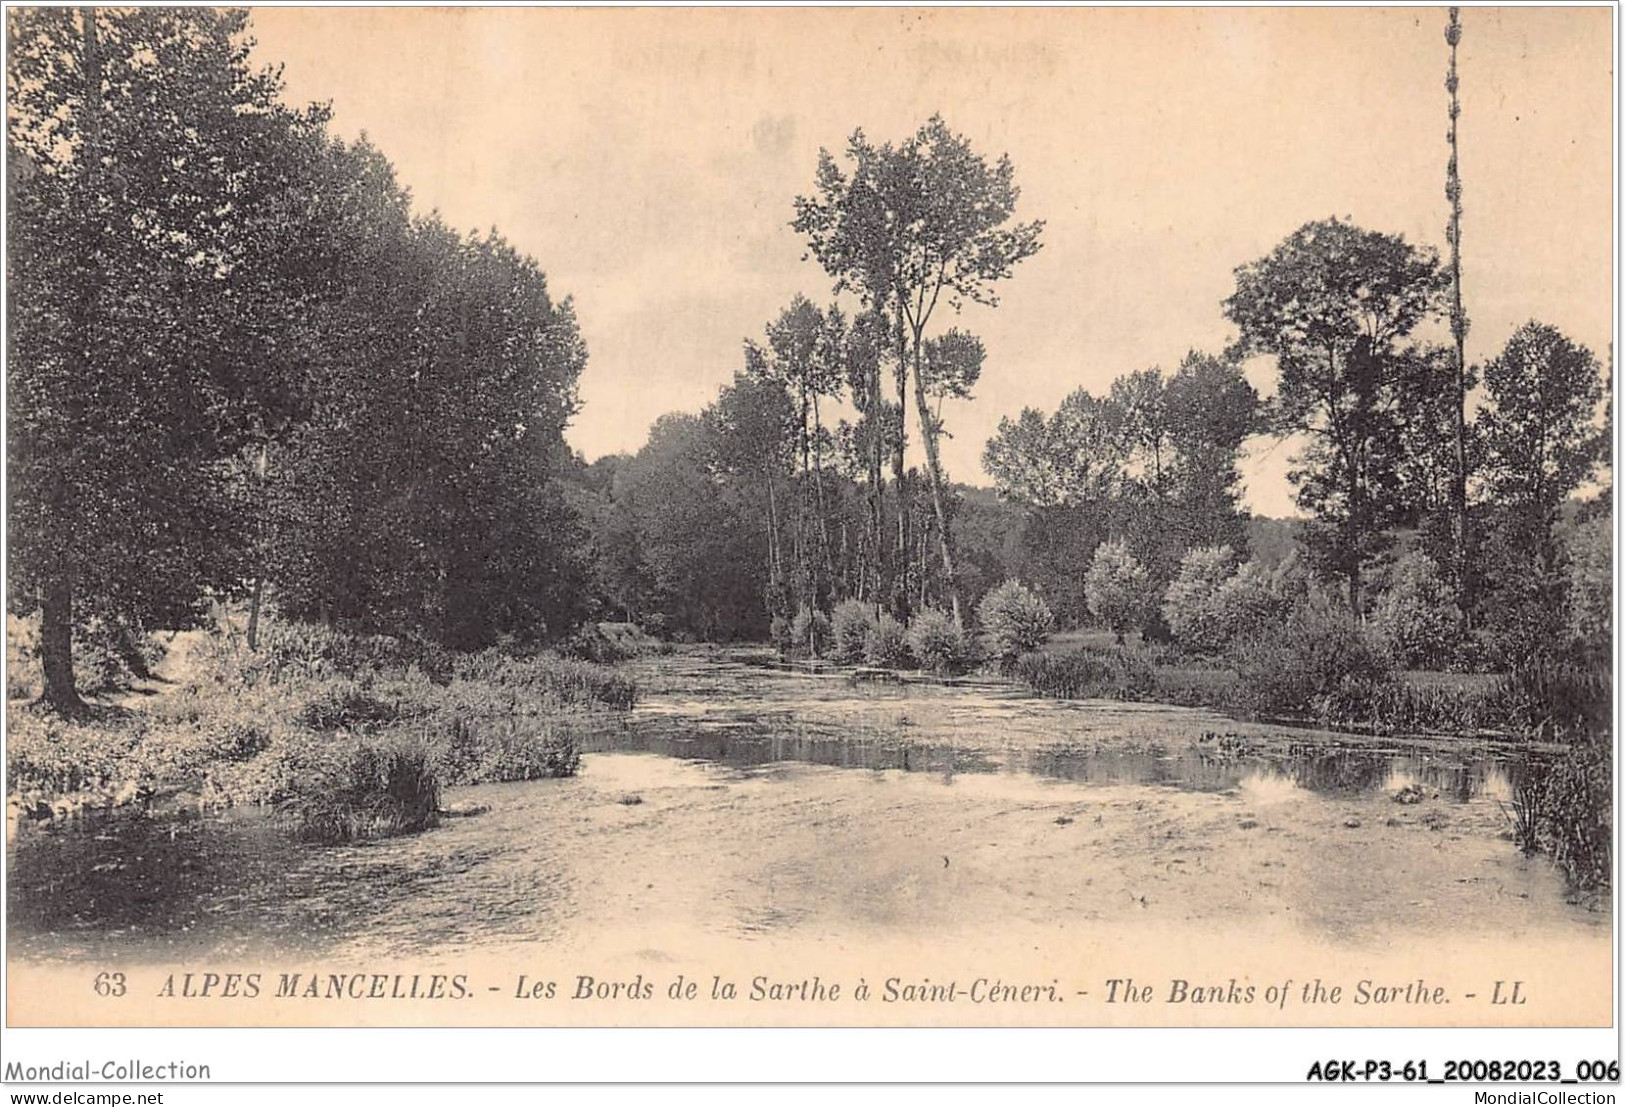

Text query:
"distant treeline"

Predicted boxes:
[[579, 215, 1611, 672]]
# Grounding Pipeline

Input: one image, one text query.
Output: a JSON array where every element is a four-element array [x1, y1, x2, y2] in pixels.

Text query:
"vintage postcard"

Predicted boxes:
[[3, 4, 1615, 1043]]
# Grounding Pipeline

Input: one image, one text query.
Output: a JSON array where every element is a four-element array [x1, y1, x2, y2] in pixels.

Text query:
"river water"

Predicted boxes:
[[6, 648, 1600, 969]]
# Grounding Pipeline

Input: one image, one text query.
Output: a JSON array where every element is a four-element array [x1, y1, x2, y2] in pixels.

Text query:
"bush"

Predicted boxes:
[[976, 580, 1055, 666], [1085, 540, 1157, 643], [1230, 592, 1394, 721], [1372, 551, 1465, 669], [830, 600, 878, 664], [1162, 546, 1239, 653], [789, 607, 831, 658], [863, 613, 910, 668], [436, 713, 582, 786], [451, 650, 635, 710], [279, 735, 441, 844], [1213, 557, 1299, 644], [7, 709, 146, 800], [296, 680, 431, 731], [555, 621, 670, 663], [194, 623, 453, 690], [905, 609, 975, 675]]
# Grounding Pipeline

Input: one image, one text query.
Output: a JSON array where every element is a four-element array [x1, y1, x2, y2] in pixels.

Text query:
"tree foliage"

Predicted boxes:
[[1225, 217, 1449, 611], [8, 9, 595, 706], [975, 579, 1055, 664], [1472, 323, 1606, 663], [795, 115, 1042, 625], [8, 8, 321, 709], [1084, 540, 1157, 643]]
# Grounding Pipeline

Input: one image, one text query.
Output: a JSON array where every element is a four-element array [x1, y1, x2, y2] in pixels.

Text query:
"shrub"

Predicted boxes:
[[976, 580, 1055, 666], [195, 623, 453, 690], [1010, 646, 1160, 701], [863, 613, 910, 667], [1162, 546, 1239, 652], [830, 600, 878, 664], [436, 713, 582, 786], [789, 607, 831, 658], [1230, 592, 1394, 721], [279, 735, 441, 844], [1372, 551, 1465, 669], [558, 623, 634, 664], [296, 680, 430, 731], [451, 650, 635, 710], [7, 709, 145, 799], [1011, 650, 1099, 699], [906, 609, 975, 675], [1211, 557, 1299, 645], [1085, 540, 1157, 643]]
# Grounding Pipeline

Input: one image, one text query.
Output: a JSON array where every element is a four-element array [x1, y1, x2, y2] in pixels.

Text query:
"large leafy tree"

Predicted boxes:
[[267, 206, 591, 649], [605, 414, 768, 641], [794, 115, 1043, 626], [1224, 218, 1449, 611], [7, 7, 320, 711], [1473, 322, 1605, 661], [1116, 353, 1259, 581]]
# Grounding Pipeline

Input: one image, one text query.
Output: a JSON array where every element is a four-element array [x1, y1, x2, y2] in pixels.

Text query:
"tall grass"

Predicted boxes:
[[279, 736, 441, 844], [451, 649, 635, 710], [1540, 739, 1611, 891], [9, 622, 638, 841], [1010, 648, 1157, 701]]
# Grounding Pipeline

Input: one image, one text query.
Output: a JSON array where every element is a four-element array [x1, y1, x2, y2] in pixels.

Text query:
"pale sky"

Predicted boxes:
[[250, 6, 1613, 518]]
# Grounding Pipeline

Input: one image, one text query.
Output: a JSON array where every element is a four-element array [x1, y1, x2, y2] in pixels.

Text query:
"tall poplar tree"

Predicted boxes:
[[794, 115, 1043, 625]]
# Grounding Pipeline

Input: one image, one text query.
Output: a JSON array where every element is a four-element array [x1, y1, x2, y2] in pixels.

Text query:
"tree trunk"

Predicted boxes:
[[38, 8, 102, 716], [40, 572, 85, 715], [911, 333, 963, 627], [1347, 550, 1360, 616], [246, 441, 270, 650], [765, 466, 783, 617], [115, 623, 156, 681], [246, 576, 266, 651], [811, 393, 835, 598], [892, 295, 911, 623], [866, 359, 885, 609]]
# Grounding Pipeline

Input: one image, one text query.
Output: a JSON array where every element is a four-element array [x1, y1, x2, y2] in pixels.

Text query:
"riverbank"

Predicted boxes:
[[5, 623, 636, 837]]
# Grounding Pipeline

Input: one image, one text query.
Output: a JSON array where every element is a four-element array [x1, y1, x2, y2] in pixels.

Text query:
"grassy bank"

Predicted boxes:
[[7, 622, 645, 843], [1009, 631, 1607, 740]]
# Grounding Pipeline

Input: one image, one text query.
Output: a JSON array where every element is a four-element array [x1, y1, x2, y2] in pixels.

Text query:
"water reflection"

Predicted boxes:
[[595, 677, 1530, 804]]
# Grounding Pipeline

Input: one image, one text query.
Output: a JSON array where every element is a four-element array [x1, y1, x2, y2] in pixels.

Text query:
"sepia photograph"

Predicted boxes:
[[2, 1, 1616, 1058]]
